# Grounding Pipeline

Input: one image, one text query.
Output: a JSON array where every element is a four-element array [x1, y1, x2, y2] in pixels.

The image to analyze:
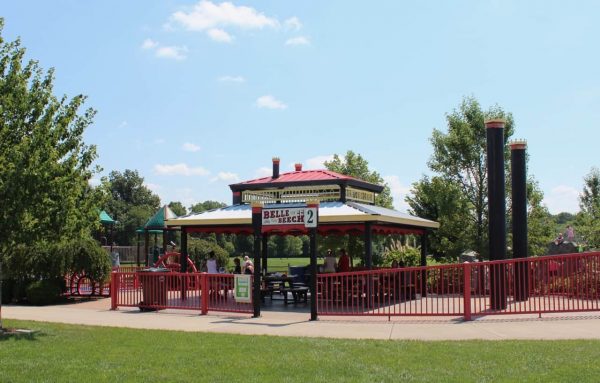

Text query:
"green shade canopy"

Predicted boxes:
[[99, 210, 115, 225], [136, 228, 164, 234], [144, 205, 179, 229]]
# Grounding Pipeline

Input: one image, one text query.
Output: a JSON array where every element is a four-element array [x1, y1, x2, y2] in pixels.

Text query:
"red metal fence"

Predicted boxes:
[[110, 272, 253, 315], [317, 252, 600, 319]]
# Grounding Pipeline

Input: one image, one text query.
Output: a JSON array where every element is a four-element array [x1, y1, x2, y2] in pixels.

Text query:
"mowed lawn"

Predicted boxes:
[[2, 320, 600, 382]]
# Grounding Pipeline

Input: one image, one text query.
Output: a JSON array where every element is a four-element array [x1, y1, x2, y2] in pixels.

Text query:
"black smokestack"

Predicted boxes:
[[272, 157, 280, 179], [486, 119, 507, 310], [510, 139, 529, 301]]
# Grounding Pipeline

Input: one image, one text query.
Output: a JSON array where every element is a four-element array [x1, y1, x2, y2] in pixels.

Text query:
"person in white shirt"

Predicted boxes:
[[207, 251, 218, 274], [323, 249, 337, 273]]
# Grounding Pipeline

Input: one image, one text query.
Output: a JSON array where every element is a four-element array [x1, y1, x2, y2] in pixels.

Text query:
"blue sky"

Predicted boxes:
[[3, 1, 598, 213]]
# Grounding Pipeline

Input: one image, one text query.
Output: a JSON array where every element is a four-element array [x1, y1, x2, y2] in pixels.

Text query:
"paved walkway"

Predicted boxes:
[[4, 299, 600, 340]]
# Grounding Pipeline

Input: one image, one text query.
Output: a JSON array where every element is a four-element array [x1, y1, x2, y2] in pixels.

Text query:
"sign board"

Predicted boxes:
[[234, 274, 252, 303], [262, 207, 318, 228]]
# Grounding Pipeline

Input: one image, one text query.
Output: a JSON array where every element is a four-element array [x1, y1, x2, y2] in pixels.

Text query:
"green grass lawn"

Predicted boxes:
[[2, 320, 600, 382]]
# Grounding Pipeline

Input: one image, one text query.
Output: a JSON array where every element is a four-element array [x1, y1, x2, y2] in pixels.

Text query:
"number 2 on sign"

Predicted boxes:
[[304, 208, 317, 228]]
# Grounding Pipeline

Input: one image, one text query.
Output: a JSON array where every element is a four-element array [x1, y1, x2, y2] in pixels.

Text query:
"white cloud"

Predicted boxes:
[[144, 182, 162, 192], [256, 95, 287, 110], [141, 38, 159, 50], [171, 1, 279, 31], [305, 155, 334, 169], [255, 167, 272, 178], [543, 184, 580, 214], [182, 142, 201, 152], [154, 138, 166, 145], [383, 175, 411, 212], [207, 28, 233, 43], [284, 16, 302, 31], [154, 163, 210, 176], [218, 75, 245, 83], [155, 45, 188, 60], [89, 177, 102, 187], [285, 36, 310, 46], [211, 171, 240, 183]]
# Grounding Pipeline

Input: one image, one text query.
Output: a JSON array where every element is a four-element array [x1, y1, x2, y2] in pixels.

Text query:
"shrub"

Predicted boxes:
[[26, 279, 62, 305], [384, 247, 421, 267], [64, 238, 111, 283], [188, 238, 229, 269]]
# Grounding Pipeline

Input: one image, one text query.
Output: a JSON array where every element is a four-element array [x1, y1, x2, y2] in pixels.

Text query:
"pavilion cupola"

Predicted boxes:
[[230, 157, 385, 205]]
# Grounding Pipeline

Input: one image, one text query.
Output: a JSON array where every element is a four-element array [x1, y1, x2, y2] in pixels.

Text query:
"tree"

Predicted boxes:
[[190, 200, 226, 213], [0, 20, 105, 310], [322, 151, 393, 263], [168, 201, 187, 217], [0, 19, 103, 247], [576, 168, 600, 248], [406, 176, 471, 260], [407, 96, 549, 259], [104, 170, 160, 245], [325, 150, 393, 208]]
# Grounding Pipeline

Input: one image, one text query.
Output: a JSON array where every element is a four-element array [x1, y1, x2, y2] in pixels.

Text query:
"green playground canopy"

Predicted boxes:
[[99, 210, 115, 225], [136, 228, 163, 234], [144, 205, 179, 230]]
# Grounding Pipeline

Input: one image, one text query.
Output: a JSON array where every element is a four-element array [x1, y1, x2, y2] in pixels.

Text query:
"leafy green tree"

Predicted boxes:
[[408, 96, 550, 260], [0, 21, 106, 308], [104, 170, 160, 245], [321, 151, 393, 264], [406, 176, 471, 260], [0, 19, 104, 248], [168, 201, 187, 217], [190, 200, 226, 213], [325, 150, 393, 208], [576, 168, 600, 248]]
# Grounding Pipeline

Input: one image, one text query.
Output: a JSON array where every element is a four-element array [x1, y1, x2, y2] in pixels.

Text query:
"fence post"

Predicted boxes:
[[201, 272, 208, 315], [110, 272, 118, 310], [463, 263, 471, 321]]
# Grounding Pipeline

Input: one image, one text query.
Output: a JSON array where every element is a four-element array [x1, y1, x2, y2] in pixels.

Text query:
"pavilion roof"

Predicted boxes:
[[165, 201, 439, 230], [229, 169, 384, 193]]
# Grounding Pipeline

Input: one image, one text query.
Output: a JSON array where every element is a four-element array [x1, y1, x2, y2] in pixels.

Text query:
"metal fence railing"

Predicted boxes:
[[110, 272, 253, 315], [317, 252, 600, 320]]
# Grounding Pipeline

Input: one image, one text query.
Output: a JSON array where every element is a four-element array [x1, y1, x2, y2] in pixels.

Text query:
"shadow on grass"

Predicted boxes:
[[0, 329, 45, 342]]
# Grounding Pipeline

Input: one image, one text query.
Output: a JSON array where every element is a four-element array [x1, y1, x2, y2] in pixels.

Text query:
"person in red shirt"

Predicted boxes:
[[337, 248, 351, 272]]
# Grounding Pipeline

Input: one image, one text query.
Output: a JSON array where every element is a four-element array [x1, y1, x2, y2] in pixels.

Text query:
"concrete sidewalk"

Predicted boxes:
[[4, 299, 600, 340]]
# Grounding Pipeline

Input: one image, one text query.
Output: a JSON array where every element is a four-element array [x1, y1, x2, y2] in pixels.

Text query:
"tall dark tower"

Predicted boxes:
[[486, 119, 507, 310], [510, 140, 529, 301]]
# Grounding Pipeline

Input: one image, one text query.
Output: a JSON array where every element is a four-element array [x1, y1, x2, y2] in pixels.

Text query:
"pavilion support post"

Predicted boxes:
[[180, 228, 188, 300], [307, 200, 319, 321], [511, 140, 529, 301], [251, 202, 263, 318], [365, 222, 373, 269], [136, 233, 140, 266], [364, 221, 373, 308], [162, 230, 168, 254], [180, 228, 188, 273], [486, 119, 507, 310], [262, 235, 268, 275], [144, 230, 149, 267], [420, 231, 428, 298]]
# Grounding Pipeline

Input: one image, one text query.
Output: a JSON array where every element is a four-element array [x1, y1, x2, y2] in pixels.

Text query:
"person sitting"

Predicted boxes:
[[244, 263, 254, 275], [323, 249, 337, 273], [337, 248, 351, 272], [554, 233, 564, 246], [233, 257, 242, 274], [243, 255, 254, 274], [206, 251, 218, 274]]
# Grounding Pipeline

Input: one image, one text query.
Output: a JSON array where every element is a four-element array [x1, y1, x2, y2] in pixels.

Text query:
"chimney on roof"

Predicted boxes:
[[272, 157, 280, 179], [294, 163, 302, 171]]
